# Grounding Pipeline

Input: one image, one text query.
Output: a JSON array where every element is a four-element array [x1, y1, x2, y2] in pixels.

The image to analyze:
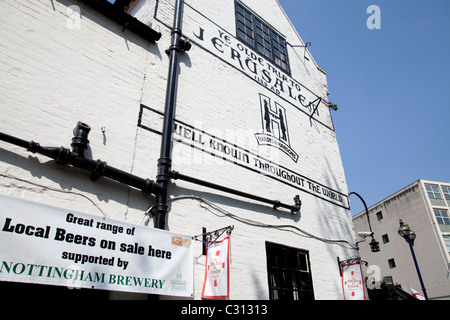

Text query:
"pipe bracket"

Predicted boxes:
[[91, 159, 107, 181]]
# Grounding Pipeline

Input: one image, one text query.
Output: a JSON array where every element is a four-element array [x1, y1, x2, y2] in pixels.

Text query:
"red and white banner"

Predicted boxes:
[[341, 261, 367, 300], [201, 237, 230, 299]]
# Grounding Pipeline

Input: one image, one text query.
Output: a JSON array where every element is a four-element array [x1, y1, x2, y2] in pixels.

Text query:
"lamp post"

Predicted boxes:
[[398, 219, 429, 300], [349, 192, 380, 252]]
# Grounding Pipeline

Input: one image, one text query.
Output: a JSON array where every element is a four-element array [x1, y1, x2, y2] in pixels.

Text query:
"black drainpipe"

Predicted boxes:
[[0, 124, 164, 196], [154, 0, 191, 229]]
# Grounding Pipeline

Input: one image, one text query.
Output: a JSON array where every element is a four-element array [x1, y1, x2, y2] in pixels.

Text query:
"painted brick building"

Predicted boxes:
[[0, 0, 358, 299]]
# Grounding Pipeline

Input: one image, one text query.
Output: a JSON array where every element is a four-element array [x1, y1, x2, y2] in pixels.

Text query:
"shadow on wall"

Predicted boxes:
[[55, 0, 163, 57], [168, 183, 302, 223], [0, 145, 154, 215]]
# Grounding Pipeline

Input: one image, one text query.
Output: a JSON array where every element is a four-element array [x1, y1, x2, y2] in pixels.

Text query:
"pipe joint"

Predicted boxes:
[[91, 159, 107, 181], [55, 147, 71, 164], [165, 37, 191, 55], [291, 195, 302, 214], [71, 122, 91, 157], [170, 170, 179, 180], [178, 38, 192, 52], [27, 141, 40, 153], [142, 178, 159, 195]]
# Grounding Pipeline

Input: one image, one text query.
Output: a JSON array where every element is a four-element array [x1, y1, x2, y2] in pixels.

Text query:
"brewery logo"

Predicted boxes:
[[255, 94, 299, 163]]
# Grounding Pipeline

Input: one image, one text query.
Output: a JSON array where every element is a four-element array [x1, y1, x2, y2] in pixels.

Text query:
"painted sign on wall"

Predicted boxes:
[[138, 105, 349, 209], [183, 2, 333, 131], [141, 2, 349, 209], [0, 194, 193, 297], [255, 93, 298, 163]]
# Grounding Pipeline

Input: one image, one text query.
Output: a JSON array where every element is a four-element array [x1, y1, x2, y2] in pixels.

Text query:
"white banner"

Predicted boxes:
[[0, 194, 193, 297], [201, 237, 230, 299], [341, 262, 367, 300]]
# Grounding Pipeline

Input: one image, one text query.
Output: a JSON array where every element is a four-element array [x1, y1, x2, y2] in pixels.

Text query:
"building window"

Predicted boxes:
[[425, 184, 443, 199], [434, 208, 450, 225], [441, 186, 450, 200], [388, 259, 396, 269], [266, 242, 314, 300], [382, 234, 390, 244], [442, 235, 450, 254], [443, 236, 450, 254], [376, 211, 383, 221], [235, 1, 290, 75], [383, 276, 394, 284]]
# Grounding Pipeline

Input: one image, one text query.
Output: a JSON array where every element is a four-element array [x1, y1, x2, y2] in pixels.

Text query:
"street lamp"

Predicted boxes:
[[349, 192, 380, 252], [398, 219, 428, 300]]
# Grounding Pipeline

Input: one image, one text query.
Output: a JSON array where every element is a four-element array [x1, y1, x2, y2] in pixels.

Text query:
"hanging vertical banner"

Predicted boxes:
[[0, 193, 193, 297], [341, 261, 367, 300], [201, 237, 230, 299]]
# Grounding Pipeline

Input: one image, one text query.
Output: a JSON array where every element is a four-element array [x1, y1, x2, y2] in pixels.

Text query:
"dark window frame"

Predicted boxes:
[[235, 1, 291, 75], [376, 211, 383, 221], [388, 258, 396, 269], [266, 242, 314, 300]]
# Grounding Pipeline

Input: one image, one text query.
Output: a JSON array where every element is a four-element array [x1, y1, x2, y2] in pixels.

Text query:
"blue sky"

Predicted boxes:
[[279, 0, 450, 215]]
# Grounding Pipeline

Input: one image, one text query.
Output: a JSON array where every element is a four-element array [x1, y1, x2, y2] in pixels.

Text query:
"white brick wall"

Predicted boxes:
[[0, 0, 160, 219], [0, 0, 358, 299]]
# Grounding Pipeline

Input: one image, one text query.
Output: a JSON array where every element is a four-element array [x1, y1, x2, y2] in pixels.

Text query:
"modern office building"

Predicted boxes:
[[353, 179, 450, 300], [0, 0, 358, 299]]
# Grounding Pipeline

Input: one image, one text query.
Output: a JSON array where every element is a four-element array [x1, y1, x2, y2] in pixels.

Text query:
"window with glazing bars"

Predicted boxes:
[[434, 208, 450, 225], [235, 1, 290, 75], [425, 184, 442, 199], [266, 242, 314, 300], [441, 186, 450, 200]]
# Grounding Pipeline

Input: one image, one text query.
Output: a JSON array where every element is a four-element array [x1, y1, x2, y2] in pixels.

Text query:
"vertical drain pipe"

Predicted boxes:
[[154, 0, 190, 229]]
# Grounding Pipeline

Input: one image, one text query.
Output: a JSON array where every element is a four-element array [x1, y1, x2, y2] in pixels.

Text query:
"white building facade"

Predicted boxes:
[[0, 0, 357, 300], [353, 179, 450, 300]]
